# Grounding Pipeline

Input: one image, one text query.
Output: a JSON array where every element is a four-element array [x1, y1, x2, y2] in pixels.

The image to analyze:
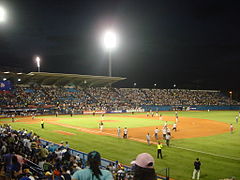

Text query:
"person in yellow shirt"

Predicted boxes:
[[157, 141, 163, 159], [41, 119, 44, 129]]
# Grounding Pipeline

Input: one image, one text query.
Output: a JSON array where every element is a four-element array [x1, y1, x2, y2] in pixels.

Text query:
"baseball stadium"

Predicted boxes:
[[0, 71, 239, 180]]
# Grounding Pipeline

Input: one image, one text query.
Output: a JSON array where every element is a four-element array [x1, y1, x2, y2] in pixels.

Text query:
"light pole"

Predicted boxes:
[[229, 91, 232, 105], [103, 30, 117, 77], [36, 56, 41, 72]]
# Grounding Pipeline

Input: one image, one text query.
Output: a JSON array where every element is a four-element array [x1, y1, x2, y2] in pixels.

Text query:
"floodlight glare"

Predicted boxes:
[[103, 30, 117, 50], [36, 56, 41, 72], [0, 6, 6, 22]]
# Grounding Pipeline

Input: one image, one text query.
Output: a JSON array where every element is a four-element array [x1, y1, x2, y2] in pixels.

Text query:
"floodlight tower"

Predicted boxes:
[[36, 56, 41, 72], [103, 30, 117, 77]]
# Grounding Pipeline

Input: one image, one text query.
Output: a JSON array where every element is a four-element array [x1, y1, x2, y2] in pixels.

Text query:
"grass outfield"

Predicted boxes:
[[5, 111, 240, 180]]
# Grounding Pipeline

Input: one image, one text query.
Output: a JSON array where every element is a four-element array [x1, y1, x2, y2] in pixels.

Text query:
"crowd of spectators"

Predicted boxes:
[[0, 86, 239, 113], [0, 124, 157, 180]]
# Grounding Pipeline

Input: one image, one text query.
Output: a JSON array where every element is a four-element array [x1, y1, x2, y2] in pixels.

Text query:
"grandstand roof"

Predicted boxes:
[[0, 72, 126, 87]]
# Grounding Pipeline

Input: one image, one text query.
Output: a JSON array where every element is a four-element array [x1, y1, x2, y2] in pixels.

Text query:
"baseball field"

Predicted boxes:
[[2, 111, 240, 180]]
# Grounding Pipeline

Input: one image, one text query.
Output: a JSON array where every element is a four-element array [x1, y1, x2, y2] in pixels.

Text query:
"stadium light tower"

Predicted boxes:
[[36, 56, 41, 72], [0, 6, 6, 23], [103, 30, 117, 77]]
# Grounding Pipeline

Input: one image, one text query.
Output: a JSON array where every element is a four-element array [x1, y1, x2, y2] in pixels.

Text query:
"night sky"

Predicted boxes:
[[0, 0, 240, 89]]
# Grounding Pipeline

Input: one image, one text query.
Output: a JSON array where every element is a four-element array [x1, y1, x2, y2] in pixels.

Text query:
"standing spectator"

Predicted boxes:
[[230, 124, 233, 134], [117, 127, 121, 138], [192, 158, 201, 180], [72, 151, 113, 180], [157, 142, 163, 159], [65, 141, 70, 149], [41, 119, 44, 129], [146, 133, 151, 145], [133, 153, 156, 180], [123, 127, 128, 139]]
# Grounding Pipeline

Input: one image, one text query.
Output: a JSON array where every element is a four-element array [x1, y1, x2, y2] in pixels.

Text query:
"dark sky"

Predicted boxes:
[[0, 0, 240, 89]]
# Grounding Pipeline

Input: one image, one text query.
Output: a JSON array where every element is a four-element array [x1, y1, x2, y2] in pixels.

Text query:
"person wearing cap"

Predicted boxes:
[[157, 141, 163, 159], [133, 153, 156, 180], [192, 158, 201, 180], [72, 151, 113, 180]]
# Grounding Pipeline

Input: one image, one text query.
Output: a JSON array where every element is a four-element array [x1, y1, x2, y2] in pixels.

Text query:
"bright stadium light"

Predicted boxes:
[[104, 30, 117, 50], [36, 56, 41, 72], [103, 30, 118, 77], [0, 6, 6, 23]]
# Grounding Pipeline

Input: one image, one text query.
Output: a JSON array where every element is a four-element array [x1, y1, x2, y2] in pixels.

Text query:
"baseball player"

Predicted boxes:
[[159, 114, 162, 121], [117, 127, 121, 138], [99, 121, 104, 132], [153, 127, 159, 140], [172, 123, 177, 131], [230, 124, 233, 134], [162, 127, 167, 140], [123, 127, 128, 139], [146, 133, 151, 145], [236, 116, 239, 123]]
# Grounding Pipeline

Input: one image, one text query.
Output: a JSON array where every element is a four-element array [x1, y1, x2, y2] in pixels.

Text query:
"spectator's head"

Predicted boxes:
[[87, 151, 102, 179], [133, 153, 156, 180]]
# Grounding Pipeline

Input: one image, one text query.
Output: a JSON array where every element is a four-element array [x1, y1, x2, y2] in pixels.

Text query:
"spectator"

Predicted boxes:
[[72, 151, 113, 180], [133, 153, 156, 180]]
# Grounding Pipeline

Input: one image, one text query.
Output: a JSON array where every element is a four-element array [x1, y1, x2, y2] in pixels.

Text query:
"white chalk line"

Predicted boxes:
[[49, 122, 240, 161]]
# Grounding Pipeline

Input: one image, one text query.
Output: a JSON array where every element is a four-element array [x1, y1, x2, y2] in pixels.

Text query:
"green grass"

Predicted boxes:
[[7, 111, 240, 180]]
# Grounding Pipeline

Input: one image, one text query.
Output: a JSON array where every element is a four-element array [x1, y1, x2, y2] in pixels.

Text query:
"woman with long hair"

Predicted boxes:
[[72, 151, 113, 180]]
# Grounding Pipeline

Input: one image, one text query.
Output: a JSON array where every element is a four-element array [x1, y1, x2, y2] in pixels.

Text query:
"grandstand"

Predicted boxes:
[[0, 71, 240, 180]]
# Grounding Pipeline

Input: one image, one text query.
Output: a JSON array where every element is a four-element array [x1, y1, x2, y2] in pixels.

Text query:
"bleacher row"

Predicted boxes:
[[0, 124, 164, 180], [0, 86, 239, 112]]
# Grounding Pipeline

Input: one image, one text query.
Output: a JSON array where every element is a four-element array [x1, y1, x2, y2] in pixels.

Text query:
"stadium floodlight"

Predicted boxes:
[[3, 78, 6, 81], [103, 30, 117, 77], [36, 56, 41, 72], [17, 78, 21, 82], [133, 82, 137, 87], [0, 6, 6, 23], [154, 83, 157, 87]]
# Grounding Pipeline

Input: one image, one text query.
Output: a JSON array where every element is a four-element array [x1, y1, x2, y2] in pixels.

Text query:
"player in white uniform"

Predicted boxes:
[[99, 121, 104, 132], [117, 127, 121, 138], [153, 127, 159, 140], [172, 123, 177, 131], [146, 133, 151, 145], [123, 127, 128, 138]]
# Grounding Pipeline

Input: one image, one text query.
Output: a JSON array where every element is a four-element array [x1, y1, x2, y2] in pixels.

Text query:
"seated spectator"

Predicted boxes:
[[133, 153, 156, 180], [72, 151, 113, 180]]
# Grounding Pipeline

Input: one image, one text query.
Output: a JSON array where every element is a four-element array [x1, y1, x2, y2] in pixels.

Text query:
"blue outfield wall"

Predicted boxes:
[[142, 105, 240, 111]]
